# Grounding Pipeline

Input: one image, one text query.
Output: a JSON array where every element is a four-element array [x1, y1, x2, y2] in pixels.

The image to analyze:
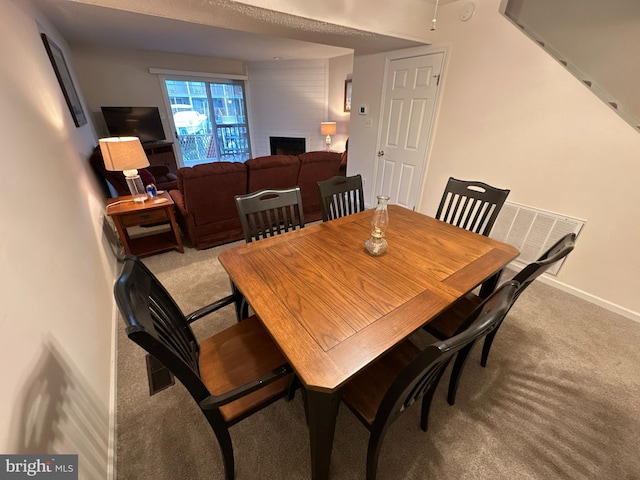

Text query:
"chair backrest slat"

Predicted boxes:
[[235, 187, 305, 242], [317, 175, 365, 222], [436, 177, 510, 236]]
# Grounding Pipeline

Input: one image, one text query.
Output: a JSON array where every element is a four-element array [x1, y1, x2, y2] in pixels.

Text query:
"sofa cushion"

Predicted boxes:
[[297, 151, 343, 221], [246, 155, 301, 193], [178, 162, 247, 227]]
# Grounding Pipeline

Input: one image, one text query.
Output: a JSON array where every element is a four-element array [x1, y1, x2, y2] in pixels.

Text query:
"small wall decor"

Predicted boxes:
[[344, 79, 352, 113], [41, 33, 87, 127]]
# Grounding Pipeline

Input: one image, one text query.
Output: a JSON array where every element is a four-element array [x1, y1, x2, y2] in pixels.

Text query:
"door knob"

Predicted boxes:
[[377, 150, 385, 157]]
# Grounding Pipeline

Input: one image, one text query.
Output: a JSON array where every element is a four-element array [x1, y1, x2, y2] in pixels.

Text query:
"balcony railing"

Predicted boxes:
[[179, 125, 250, 167]]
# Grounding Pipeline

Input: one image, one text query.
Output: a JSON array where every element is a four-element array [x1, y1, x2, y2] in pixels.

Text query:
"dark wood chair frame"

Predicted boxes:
[[316, 174, 365, 222], [341, 282, 519, 480], [233, 186, 305, 317], [235, 187, 305, 243], [436, 176, 510, 236], [435, 176, 511, 298], [114, 255, 295, 480], [424, 232, 577, 405]]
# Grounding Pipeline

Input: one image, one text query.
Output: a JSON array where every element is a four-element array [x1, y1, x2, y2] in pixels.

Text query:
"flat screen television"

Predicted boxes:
[[101, 106, 166, 144]]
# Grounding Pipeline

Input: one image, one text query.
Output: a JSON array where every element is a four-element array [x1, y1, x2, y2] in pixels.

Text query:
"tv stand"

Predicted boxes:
[[143, 141, 177, 173]]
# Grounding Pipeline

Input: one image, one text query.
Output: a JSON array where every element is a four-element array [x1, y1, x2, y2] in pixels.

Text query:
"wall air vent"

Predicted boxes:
[[490, 202, 585, 276]]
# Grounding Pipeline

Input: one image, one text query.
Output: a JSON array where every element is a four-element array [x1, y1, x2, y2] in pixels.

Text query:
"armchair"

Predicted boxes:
[[169, 162, 247, 249], [89, 145, 177, 197]]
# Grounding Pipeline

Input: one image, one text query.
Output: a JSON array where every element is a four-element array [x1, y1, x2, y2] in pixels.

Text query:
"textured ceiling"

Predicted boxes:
[[33, 0, 427, 61]]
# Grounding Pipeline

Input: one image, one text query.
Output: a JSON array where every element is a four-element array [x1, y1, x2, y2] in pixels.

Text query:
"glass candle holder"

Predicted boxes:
[[365, 195, 389, 256]]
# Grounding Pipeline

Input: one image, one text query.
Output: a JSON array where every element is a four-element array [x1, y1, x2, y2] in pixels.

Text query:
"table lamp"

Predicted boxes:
[[320, 122, 336, 151], [99, 137, 150, 203]]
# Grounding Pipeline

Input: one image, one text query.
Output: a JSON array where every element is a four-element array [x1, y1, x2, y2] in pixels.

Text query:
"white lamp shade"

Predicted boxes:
[[320, 122, 337, 136], [99, 137, 150, 171]]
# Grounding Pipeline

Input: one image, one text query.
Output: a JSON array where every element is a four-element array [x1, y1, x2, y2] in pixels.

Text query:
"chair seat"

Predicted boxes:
[[423, 293, 484, 339], [199, 315, 292, 422], [341, 340, 421, 426]]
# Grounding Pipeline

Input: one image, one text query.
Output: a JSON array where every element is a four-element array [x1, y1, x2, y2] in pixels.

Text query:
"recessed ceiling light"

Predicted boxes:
[[273, 56, 282, 60]]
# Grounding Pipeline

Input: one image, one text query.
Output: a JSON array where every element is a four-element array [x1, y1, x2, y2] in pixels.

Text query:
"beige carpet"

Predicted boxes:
[[115, 242, 640, 479]]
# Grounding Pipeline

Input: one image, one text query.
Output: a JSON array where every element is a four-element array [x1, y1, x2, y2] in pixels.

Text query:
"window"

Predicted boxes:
[[163, 79, 251, 167]]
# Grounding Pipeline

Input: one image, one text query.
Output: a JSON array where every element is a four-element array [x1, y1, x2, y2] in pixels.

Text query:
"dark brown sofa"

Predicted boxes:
[[297, 151, 343, 222], [170, 151, 342, 249], [246, 155, 300, 192], [170, 162, 247, 249]]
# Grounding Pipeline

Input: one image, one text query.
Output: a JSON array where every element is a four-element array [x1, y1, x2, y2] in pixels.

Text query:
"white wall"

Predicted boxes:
[[231, 0, 436, 43], [70, 44, 246, 142], [246, 56, 352, 156], [506, 0, 640, 128], [70, 50, 352, 159], [328, 53, 353, 152], [247, 59, 330, 156], [1, 0, 114, 475], [348, 0, 640, 318], [347, 51, 388, 187]]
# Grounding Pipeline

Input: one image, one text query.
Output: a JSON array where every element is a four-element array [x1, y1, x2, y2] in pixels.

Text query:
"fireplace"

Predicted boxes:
[[270, 137, 306, 156]]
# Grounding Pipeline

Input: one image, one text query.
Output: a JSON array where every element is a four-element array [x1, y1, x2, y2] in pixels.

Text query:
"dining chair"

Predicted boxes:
[[436, 177, 511, 298], [235, 187, 305, 243], [316, 174, 365, 222], [424, 232, 577, 405], [436, 177, 510, 236], [114, 255, 295, 480], [340, 281, 519, 480]]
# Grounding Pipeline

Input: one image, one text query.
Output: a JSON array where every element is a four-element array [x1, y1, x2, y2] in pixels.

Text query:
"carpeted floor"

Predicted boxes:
[[115, 242, 640, 479]]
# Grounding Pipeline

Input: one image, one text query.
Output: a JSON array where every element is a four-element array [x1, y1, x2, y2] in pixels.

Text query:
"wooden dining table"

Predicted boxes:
[[218, 205, 519, 479]]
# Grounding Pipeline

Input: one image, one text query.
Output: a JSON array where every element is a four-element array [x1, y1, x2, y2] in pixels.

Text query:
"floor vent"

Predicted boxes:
[[490, 202, 585, 276], [145, 354, 175, 396]]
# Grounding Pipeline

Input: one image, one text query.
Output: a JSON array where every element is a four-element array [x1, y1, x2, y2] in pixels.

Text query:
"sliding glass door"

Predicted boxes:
[[163, 78, 251, 167]]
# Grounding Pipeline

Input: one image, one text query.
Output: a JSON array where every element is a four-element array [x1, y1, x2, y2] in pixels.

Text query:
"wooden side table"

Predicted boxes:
[[106, 192, 184, 256]]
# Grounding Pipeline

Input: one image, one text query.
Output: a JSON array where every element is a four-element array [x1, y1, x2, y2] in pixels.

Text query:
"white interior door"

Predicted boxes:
[[372, 52, 444, 209]]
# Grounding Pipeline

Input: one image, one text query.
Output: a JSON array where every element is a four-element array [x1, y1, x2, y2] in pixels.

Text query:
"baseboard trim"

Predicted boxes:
[[108, 284, 119, 480], [537, 274, 640, 324]]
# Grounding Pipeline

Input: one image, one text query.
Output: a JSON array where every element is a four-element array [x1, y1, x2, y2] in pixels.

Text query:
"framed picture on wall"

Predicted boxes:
[[41, 33, 87, 127], [344, 79, 352, 113]]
